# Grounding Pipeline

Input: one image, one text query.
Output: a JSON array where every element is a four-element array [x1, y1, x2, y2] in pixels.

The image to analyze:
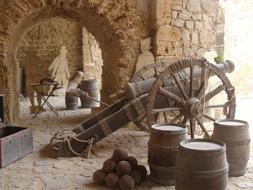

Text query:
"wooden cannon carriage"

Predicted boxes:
[[49, 58, 236, 158]]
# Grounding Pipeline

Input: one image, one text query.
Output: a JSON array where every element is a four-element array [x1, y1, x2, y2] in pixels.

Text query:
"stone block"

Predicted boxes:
[[171, 19, 185, 28], [186, 20, 194, 30], [200, 0, 218, 14], [172, 5, 183, 11], [191, 32, 199, 44], [199, 30, 215, 45], [195, 21, 203, 30], [172, 0, 183, 6], [172, 11, 178, 19], [178, 10, 192, 20], [187, 0, 202, 13], [182, 29, 190, 42], [156, 25, 181, 41], [192, 13, 202, 21]]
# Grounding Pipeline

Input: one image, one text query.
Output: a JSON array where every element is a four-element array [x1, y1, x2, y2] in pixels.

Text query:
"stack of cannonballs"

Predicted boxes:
[[93, 148, 147, 190]]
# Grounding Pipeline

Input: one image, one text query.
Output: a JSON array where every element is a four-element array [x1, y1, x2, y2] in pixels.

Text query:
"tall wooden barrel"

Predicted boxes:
[[212, 119, 250, 176], [176, 139, 228, 190], [65, 94, 79, 110], [80, 79, 100, 108], [148, 124, 187, 185]]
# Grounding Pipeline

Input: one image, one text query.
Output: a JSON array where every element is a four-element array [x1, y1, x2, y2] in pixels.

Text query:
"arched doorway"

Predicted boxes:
[[0, 1, 142, 123], [16, 17, 104, 117]]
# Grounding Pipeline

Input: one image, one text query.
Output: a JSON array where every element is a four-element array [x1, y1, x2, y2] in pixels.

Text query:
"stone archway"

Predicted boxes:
[[0, 0, 142, 123]]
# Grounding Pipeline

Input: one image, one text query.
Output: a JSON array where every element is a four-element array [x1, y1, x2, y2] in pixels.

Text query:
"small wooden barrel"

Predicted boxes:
[[212, 119, 250, 176], [65, 94, 79, 110], [176, 139, 228, 190], [148, 124, 187, 185], [80, 79, 100, 108]]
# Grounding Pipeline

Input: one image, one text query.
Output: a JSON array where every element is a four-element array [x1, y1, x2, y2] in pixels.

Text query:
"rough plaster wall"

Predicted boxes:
[[82, 28, 103, 89], [154, 0, 224, 62], [17, 18, 83, 96]]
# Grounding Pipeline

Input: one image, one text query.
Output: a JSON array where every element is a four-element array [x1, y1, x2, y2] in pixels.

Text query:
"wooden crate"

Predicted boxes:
[[0, 95, 33, 168]]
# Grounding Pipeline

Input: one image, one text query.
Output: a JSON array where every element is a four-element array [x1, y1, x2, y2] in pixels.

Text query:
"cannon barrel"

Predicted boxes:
[[126, 60, 235, 100]]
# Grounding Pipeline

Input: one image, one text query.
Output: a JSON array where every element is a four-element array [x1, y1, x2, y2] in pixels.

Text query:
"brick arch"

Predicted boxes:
[[0, 0, 142, 122]]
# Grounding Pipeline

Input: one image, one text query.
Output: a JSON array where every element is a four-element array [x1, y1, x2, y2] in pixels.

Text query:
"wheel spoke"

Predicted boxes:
[[182, 116, 188, 126], [171, 111, 177, 117], [198, 65, 210, 100], [159, 87, 185, 104], [155, 113, 159, 122], [152, 107, 182, 114], [204, 85, 225, 102], [172, 74, 189, 100], [140, 75, 147, 81], [196, 81, 205, 99], [203, 114, 216, 122], [154, 67, 159, 77], [190, 118, 195, 139], [196, 118, 210, 139], [205, 104, 228, 109], [171, 113, 183, 123], [133, 120, 149, 132], [189, 64, 194, 98], [163, 112, 168, 123]]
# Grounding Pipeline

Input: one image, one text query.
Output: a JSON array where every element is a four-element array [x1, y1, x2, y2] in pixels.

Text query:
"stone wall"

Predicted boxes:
[[154, 0, 224, 62], [82, 28, 103, 89], [0, 0, 145, 123], [0, 0, 224, 123], [17, 18, 83, 96]]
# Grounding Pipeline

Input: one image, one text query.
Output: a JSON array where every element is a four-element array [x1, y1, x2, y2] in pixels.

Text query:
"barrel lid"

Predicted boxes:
[[151, 123, 186, 134], [215, 119, 248, 129], [180, 139, 225, 152]]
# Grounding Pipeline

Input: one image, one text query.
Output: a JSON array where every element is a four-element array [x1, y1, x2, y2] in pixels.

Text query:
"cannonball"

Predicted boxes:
[[126, 156, 138, 169], [112, 148, 128, 162], [93, 169, 106, 185], [104, 172, 119, 188], [130, 169, 142, 185], [118, 175, 135, 190], [116, 161, 132, 176], [136, 165, 147, 179], [102, 159, 117, 173]]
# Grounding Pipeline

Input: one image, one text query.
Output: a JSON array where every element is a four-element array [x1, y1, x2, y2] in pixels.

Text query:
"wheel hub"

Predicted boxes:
[[184, 98, 204, 118]]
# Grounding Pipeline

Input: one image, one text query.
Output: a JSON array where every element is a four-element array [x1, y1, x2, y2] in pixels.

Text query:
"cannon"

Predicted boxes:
[[49, 59, 236, 158]]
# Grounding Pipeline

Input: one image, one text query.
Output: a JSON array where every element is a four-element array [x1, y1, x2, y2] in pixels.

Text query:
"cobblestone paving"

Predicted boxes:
[[0, 97, 252, 190]]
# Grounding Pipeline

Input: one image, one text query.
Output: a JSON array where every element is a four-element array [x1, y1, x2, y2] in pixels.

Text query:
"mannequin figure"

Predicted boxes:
[[48, 46, 70, 91], [135, 37, 155, 77]]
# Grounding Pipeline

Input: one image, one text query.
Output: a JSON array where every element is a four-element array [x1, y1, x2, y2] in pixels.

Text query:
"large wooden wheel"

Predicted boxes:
[[131, 62, 172, 131], [146, 59, 236, 138]]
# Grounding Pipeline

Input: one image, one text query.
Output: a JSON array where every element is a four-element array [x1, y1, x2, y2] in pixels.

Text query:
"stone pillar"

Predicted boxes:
[[82, 28, 103, 89]]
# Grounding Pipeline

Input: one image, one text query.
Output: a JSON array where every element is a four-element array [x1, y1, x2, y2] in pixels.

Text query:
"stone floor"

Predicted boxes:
[[0, 96, 252, 190]]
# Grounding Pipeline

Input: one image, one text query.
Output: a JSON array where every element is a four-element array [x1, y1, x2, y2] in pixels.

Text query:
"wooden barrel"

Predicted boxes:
[[80, 79, 100, 108], [148, 124, 187, 185], [176, 139, 228, 190], [212, 119, 250, 177], [65, 94, 79, 110]]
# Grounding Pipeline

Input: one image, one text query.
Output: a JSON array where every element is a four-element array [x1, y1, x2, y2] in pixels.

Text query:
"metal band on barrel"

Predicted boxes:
[[122, 105, 134, 121], [98, 119, 112, 136], [132, 99, 145, 118]]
